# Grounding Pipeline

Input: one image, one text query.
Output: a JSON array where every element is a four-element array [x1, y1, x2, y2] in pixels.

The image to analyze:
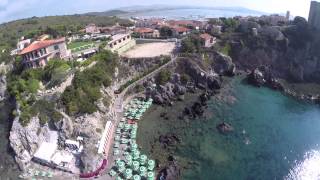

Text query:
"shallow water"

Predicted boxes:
[[137, 78, 320, 180], [0, 101, 20, 179]]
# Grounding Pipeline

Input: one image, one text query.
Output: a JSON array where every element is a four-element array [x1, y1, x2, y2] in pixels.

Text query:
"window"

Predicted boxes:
[[54, 45, 59, 50]]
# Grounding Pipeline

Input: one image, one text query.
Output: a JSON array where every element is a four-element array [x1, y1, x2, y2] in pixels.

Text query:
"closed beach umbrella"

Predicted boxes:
[[147, 171, 155, 180], [147, 160, 155, 171], [132, 161, 140, 171], [140, 154, 147, 165], [133, 174, 141, 180], [124, 168, 133, 179], [139, 166, 147, 176]]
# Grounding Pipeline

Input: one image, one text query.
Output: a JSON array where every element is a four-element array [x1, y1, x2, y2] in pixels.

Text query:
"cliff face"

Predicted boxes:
[[9, 115, 50, 171], [231, 18, 320, 83], [0, 75, 6, 101]]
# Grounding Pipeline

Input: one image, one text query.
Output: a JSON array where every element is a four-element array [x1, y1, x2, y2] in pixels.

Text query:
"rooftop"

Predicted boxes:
[[134, 28, 154, 33], [33, 142, 58, 162], [200, 33, 214, 40], [19, 37, 65, 55]]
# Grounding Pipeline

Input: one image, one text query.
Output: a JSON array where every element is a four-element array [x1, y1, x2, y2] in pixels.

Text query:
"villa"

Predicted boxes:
[[19, 37, 71, 68], [134, 28, 160, 38], [200, 33, 216, 48], [171, 26, 190, 36]]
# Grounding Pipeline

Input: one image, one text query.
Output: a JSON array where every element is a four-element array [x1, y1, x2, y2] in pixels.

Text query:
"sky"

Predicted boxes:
[[0, 0, 314, 23]]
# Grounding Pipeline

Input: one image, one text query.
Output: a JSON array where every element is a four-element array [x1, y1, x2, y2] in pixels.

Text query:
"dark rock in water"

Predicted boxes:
[[216, 122, 234, 134], [184, 107, 191, 115], [207, 75, 221, 90], [159, 133, 181, 148], [158, 162, 181, 180], [191, 102, 204, 116], [248, 66, 285, 91], [248, 68, 266, 87], [268, 78, 284, 91]]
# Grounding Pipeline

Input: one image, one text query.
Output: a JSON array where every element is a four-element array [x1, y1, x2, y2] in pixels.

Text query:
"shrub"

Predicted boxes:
[[156, 70, 172, 85]]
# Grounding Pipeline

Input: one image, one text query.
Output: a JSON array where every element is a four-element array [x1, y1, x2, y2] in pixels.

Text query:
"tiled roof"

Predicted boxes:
[[19, 38, 65, 55], [134, 28, 154, 33], [172, 26, 189, 33], [200, 33, 214, 40]]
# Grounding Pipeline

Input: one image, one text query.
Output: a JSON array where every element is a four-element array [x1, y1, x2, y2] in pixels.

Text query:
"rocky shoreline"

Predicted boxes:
[[247, 66, 320, 104]]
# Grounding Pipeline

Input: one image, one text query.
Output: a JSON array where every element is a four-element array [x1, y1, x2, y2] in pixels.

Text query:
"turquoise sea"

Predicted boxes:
[[137, 78, 320, 180]]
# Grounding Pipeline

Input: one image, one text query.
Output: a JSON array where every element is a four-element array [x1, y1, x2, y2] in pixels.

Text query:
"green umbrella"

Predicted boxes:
[[133, 174, 141, 180], [147, 171, 155, 180], [140, 154, 147, 165], [124, 168, 133, 179], [41, 171, 46, 177], [47, 172, 53, 178], [115, 176, 122, 180], [34, 170, 39, 176], [147, 160, 155, 171], [139, 166, 147, 176], [132, 161, 140, 171], [109, 169, 117, 177]]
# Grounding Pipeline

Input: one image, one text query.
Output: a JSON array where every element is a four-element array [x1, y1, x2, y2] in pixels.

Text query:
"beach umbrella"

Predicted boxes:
[[114, 149, 120, 155], [34, 170, 40, 176], [116, 176, 123, 180], [132, 150, 140, 160], [109, 169, 117, 177], [147, 171, 155, 180], [115, 135, 121, 141], [126, 158, 133, 166], [131, 143, 138, 150], [132, 161, 140, 171], [133, 174, 141, 180], [114, 142, 120, 148], [147, 160, 155, 171], [47, 172, 53, 178], [140, 154, 147, 165], [139, 166, 147, 176], [41, 171, 46, 177], [124, 168, 133, 179]]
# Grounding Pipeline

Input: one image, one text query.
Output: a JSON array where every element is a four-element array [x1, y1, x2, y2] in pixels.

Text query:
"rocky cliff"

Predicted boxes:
[[9, 114, 50, 171], [231, 17, 320, 83], [0, 75, 6, 101]]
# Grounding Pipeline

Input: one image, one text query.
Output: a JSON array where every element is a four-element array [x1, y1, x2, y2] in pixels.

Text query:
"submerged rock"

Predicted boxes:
[[216, 122, 234, 134]]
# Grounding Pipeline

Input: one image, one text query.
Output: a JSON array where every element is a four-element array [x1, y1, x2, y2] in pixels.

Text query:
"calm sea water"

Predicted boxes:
[[0, 101, 20, 179], [137, 78, 320, 180], [120, 8, 265, 20]]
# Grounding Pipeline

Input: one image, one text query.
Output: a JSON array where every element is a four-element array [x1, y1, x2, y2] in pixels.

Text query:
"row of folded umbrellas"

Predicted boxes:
[[109, 98, 155, 180]]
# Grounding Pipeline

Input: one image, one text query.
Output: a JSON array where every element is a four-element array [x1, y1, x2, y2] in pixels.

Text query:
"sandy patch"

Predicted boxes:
[[122, 42, 175, 58]]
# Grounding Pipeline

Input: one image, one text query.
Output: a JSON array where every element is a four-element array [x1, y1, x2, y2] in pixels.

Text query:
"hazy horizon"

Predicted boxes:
[[0, 0, 314, 23]]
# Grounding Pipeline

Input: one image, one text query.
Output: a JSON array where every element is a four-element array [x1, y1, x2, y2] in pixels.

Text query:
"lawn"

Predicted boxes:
[[68, 41, 97, 53]]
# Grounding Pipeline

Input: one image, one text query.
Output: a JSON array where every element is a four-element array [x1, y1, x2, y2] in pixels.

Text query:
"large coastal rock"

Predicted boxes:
[[9, 116, 50, 171], [247, 66, 284, 90], [211, 52, 236, 76]]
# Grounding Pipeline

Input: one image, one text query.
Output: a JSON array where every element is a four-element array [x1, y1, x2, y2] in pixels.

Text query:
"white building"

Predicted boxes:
[[106, 32, 136, 54]]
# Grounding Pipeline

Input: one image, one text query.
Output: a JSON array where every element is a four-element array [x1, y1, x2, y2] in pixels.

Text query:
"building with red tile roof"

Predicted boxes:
[[200, 33, 216, 48], [133, 28, 160, 38], [171, 26, 190, 36], [19, 37, 70, 68]]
